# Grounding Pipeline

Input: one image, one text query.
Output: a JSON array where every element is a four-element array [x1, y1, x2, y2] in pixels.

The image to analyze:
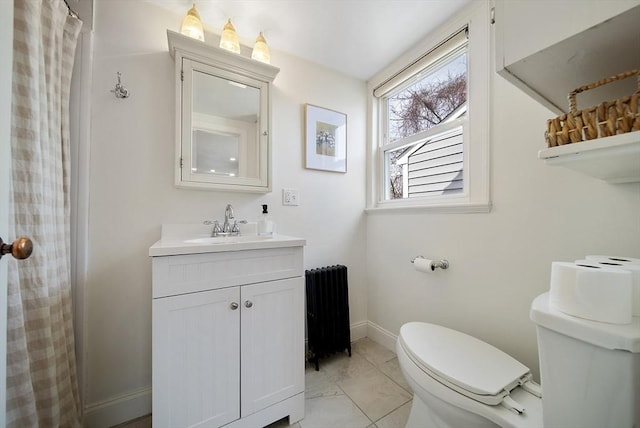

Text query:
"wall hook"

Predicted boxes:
[[111, 72, 130, 99]]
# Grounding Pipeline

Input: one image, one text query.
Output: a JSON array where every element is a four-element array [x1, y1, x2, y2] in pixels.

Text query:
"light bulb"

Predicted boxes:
[[180, 3, 204, 42], [219, 19, 240, 54], [251, 32, 270, 64]]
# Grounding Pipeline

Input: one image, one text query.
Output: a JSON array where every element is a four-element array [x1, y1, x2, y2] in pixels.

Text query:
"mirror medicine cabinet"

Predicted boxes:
[[167, 30, 280, 192]]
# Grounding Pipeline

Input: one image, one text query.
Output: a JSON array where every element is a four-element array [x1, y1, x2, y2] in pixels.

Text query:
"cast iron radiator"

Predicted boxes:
[[305, 264, 352, 371]]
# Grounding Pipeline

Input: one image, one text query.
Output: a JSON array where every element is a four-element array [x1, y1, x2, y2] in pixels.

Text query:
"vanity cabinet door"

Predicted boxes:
[[240, 277, 305, 417], [152, 286, 241, 428]]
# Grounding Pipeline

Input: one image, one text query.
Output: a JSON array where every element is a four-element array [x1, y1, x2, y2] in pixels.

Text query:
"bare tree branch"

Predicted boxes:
[[390, 72, 467, 139]]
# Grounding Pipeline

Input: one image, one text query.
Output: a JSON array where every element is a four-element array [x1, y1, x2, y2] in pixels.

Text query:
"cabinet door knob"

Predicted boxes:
[[244, 300, 253, 308], [230, 302, 239, 310]]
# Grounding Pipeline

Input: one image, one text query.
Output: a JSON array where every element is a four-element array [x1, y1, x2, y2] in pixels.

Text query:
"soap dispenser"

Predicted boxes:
[[257, 204, 274, 236]]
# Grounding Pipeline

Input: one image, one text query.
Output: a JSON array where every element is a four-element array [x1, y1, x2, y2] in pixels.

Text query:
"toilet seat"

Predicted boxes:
[[399, 322, 534, 410]]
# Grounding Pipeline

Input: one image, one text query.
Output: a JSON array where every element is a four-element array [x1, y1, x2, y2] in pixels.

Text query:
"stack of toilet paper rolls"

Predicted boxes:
[[549, 255, 640, 324]]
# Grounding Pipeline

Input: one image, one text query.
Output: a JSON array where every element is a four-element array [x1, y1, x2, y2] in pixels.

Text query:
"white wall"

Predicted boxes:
[[365, 8, 640, 382], [84, 1, 366, 425]]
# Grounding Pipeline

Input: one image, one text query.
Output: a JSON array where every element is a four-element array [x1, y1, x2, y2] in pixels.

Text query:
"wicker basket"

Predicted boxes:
[[545, 69, 640, 147]]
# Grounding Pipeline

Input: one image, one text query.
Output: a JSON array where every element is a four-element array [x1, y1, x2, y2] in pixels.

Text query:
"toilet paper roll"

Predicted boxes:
[[550, 261, 633, 324], [414, 257, 435, 273], [578, 259, 640, 316], [586, 255, 640, 265]]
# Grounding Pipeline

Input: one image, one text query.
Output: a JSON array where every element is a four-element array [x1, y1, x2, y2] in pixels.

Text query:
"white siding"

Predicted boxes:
[[407, 127, 463, 197]]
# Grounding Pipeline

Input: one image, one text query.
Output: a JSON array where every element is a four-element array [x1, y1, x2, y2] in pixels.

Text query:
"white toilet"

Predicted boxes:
[[397, 292, 640, 428]]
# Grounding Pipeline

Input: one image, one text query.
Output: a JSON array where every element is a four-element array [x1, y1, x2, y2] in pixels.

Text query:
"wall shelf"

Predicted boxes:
[[538, 132, 640, 183], [495, 3, 640, 116], [494, 2, 640, 183]]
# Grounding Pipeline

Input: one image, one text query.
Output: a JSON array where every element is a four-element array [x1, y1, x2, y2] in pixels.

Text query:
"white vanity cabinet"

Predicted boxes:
[[151, 242, 305, 428]]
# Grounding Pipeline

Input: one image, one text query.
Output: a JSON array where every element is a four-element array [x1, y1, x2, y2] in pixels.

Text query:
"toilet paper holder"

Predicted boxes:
[[411, 256, 449, 270]]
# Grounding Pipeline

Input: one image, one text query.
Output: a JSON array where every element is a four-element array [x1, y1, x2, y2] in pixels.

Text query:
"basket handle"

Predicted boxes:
[[568, 69, 640, 115]]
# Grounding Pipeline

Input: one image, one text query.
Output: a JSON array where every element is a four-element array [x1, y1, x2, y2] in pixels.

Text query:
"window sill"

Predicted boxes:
[[365, 201, 492, 215]]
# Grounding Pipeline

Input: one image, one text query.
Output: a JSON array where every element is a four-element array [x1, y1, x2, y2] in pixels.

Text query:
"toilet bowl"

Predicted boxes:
[[397, 292, 640, 428], [396, 322, 543, 428]]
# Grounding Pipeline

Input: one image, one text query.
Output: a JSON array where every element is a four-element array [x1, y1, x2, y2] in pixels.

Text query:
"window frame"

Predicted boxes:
[[366, 1, 491, 214]]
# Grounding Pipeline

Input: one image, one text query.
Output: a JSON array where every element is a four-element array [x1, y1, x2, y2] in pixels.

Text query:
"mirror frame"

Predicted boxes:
[[183, 60, 265, 186], [167, 30, 280, 193]]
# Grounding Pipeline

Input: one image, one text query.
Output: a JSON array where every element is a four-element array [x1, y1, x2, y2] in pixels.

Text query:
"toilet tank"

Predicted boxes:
[[530, 293, 640, 428]]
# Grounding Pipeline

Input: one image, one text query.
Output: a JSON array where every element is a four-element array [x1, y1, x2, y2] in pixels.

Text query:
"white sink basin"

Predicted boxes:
[[149, 224, 305, 257], [184, 235, 273, 245]]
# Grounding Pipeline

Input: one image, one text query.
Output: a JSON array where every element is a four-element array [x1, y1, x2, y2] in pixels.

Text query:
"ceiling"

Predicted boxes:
[[147, 0, 472, 81]]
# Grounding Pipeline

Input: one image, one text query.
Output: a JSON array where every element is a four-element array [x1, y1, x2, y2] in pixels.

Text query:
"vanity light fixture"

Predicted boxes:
[[251, 32, 271, 64], [180, 3, 205, 42], [219, 19, 241, 54]]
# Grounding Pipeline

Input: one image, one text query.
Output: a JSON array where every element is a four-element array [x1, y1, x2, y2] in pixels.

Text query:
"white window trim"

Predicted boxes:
[[366, 0, 491, 214]]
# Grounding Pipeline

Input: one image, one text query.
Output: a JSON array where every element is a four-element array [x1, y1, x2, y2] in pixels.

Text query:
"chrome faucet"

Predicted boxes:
[[223, 204, 235, 233], [204, 204, 246, 237]]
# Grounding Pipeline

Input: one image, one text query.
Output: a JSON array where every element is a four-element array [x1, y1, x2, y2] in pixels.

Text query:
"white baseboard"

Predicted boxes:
[[365, 320, 398, 352], [350, 320, 368, 342], [83, 386, 151, 428]]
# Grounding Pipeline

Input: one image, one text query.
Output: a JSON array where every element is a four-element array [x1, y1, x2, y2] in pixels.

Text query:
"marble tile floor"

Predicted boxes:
[[116, 337, 413, 428]]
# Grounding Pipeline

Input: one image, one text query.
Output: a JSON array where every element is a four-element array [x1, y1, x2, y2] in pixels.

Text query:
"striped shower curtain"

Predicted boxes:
[[7, 0, 82, 426]]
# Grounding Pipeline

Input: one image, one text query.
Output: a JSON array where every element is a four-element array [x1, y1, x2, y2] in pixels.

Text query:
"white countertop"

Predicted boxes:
[[149, 223, 305, 257]]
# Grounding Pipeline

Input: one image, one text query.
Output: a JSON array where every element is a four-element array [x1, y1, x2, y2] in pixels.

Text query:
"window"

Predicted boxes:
[[383, 36, 467, 200], [367, 2, 490, 213]]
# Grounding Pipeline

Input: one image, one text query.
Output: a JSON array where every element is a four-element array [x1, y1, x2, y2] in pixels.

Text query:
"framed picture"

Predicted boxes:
[[304, 104, 347, 173]]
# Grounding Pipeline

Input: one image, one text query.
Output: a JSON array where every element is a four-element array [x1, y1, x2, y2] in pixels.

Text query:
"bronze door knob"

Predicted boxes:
[[0, 236, 33, 260]]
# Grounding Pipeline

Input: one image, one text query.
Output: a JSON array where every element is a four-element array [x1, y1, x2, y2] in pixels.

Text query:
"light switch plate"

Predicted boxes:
[[282, 188, 300, 206]]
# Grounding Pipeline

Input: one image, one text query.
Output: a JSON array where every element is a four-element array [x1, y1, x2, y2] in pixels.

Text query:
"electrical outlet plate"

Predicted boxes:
[[282, 188, 300, 206]]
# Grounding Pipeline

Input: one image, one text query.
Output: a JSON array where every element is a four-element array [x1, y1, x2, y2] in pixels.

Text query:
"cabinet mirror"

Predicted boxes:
[[168, 30, 280, 192]]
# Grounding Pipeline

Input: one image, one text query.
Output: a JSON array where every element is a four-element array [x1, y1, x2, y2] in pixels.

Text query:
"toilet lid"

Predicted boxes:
[[399, 322, 530, 404]]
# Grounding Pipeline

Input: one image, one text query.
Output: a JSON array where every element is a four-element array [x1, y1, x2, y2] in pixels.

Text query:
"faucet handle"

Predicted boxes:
[[231, 220, 248, 234], [206, 220, 222, 236], [204, 220, 223, 236]]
